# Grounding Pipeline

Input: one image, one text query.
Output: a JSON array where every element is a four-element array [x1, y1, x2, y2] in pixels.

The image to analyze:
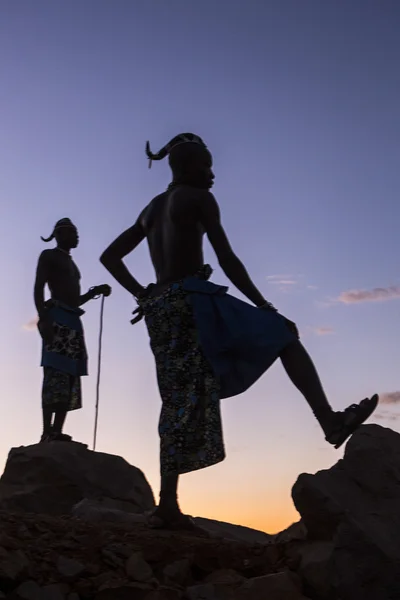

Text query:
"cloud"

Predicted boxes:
[[373, 393, 400, 422], [22, 317, 38, 332], [374, 412, 399, 422], [337, 286, 400, 304], [266, 274, 301, 294], [380, 391, 400, 405], [267, 275, 297, 285], [314, 327, 335, 335]]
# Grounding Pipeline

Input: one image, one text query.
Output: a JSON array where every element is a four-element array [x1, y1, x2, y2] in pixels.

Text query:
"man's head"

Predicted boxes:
[[41, 218, 79, 249], [146, 133, 214, 190]]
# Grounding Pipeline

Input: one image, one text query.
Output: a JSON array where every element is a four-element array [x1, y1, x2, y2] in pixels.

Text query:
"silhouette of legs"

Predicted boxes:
[[42, 406, 53, 437], [148, 331, 378, 529], [280, 340, 336, 434], [148, 473, 201, 530], [280, 339, 378, 446], [53, 410, 67, 435]]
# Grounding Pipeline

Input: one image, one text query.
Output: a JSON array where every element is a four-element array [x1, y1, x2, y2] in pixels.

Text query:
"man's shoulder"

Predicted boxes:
[[38, 248, 56, 261], [169, 186, 216, 206]]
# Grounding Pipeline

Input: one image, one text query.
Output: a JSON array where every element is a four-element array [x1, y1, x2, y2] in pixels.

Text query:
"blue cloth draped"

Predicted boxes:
[[182, 275, 296, 399], [41, 302, 88, 377]]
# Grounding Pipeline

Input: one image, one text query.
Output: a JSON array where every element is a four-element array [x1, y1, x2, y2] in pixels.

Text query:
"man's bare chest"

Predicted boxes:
[[50, 253, 81, 286]]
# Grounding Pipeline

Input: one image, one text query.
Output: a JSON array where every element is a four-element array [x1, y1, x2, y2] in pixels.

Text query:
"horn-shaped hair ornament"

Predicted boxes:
[[145, 133, 206, 169], [41, 218, 75, 242]]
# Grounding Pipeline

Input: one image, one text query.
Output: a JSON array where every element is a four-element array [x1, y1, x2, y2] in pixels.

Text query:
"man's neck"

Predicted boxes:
[[56, 246, 71, 256], [167, 179, 204, 192]]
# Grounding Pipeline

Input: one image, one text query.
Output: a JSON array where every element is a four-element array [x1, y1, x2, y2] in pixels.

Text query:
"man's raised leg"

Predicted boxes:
[[280, 339, 378, 447]]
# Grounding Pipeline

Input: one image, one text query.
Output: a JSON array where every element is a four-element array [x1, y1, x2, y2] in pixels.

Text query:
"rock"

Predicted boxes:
[[204, 569, 244, 585], [145, 590, 182, 600], [101, 547, 124, 569], [73, 580, 93, 598], [297, 542, 333, 599], [90, 571, 118, 589], [163, 559, 191, 587], [292, 424, 400, 599], [72, 498, 147, 524], [125, 552, 153, 582], [56, 556, 85, 580], [193, 518, 273, 544], [102, 543, 133, 559], [185, 584, 218, 600], [0, 548, 29, 590], [42, 584, 69, 600], [238, 572, 308, 599], [12, 581, 44, 600], [0, 442, 155, 515], [273, 521, 308, 543], [331, 521, 400, 600], [95, 584, 154, 599]]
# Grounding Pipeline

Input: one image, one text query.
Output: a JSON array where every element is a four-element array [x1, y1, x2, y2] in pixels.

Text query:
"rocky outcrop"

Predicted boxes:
[[0, 510, 308, 599], [292, 424, 400, 600], [0, 442, 155, 516], [71, 500, 274, 545], [2, 424, 400, 599]]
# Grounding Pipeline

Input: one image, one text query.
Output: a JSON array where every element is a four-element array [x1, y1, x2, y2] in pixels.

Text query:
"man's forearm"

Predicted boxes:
[[100, 257, 144, 298], [79, 289, 95, 306], [219, 255, 268, 307]]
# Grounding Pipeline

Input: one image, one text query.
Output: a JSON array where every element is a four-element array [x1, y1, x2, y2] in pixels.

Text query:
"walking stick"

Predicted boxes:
[[92, 294, 105, 451]]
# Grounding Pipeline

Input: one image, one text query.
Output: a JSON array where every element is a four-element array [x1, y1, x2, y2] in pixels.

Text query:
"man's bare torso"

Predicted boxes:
[[140, 187, 205, 293], [41, 249, 81, 308]]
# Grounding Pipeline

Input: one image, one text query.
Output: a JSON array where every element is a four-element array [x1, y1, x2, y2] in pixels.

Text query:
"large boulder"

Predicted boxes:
[[0, 442, 155, 516], [292, 424, 400, 599]]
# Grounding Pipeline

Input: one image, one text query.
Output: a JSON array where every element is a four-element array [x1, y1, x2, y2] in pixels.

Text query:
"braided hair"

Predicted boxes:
[[145, 133, 207, 169], [41, 218, 76, 242]]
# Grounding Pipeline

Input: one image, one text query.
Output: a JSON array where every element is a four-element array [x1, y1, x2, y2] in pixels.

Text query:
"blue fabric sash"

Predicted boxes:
[[41, 302, 88, 377], [183, 277, 296, 399]]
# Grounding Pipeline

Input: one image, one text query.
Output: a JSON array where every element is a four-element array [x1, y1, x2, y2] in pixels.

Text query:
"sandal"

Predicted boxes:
[[326, 394, 379, 449]]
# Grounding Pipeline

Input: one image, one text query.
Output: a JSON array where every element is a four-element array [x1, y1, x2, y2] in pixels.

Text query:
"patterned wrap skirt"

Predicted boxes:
[[140, 265, 296, 477], [40, 301, 88, 412]]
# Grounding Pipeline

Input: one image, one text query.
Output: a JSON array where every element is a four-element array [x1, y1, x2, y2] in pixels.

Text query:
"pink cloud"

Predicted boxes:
[[314, 327, 334, 335], [374, 412, 399, 422], [380, 391, 400, 405], [337, 286, 400, 304], [22, 317, 38, 332]]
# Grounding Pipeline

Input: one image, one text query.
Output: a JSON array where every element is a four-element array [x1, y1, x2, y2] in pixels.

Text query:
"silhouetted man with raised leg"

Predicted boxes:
[[100, 133, 378, 529], [34, 218, 111, 443]]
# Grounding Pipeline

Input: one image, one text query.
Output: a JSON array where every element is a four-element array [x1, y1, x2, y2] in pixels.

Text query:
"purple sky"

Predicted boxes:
[[1, 0, 399, 532]]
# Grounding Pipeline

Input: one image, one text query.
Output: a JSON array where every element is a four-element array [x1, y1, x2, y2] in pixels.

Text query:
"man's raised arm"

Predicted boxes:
[[100, 218, 146, 298], [198, 191, 268, 308]]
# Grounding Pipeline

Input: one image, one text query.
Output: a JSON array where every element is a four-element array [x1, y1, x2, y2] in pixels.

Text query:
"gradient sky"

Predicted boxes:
[[1, 0, 399, 534]]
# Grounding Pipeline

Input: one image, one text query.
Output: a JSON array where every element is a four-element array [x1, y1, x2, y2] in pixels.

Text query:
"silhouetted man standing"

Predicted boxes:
[[34, 218, 111, 443], [100, 133, 378, 529]]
